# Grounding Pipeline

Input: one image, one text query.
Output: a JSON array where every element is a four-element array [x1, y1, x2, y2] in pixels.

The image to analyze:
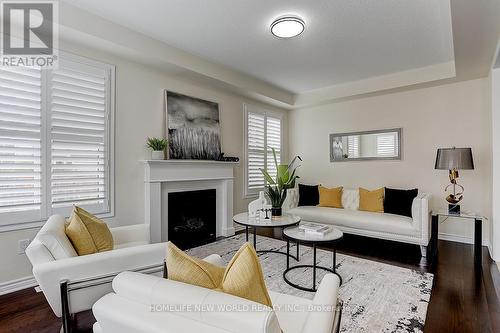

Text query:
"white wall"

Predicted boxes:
[[492, 68, 500, 261], [289, 78, 492, 245], [0, 41, 288, 286]]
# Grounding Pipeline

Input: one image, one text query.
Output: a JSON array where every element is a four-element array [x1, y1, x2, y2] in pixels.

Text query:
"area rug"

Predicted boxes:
[[187, 234, 433, 333]]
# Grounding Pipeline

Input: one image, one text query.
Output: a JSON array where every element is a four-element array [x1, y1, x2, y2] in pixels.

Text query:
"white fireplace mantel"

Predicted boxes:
[[142, 160, 238, 243]]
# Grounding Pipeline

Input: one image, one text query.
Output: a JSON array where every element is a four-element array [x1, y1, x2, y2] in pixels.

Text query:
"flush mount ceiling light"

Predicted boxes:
[[270, 15, 305, 38]]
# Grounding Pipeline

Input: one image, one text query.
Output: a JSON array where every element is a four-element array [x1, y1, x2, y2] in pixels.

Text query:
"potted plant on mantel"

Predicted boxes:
[[147, 137, 168, 160], [260, 148, 301, 216]]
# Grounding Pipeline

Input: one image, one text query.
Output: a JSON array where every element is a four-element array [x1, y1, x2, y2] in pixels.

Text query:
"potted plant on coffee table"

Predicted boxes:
[[147, 137, 168, 160], [260, 148, 301, 216]]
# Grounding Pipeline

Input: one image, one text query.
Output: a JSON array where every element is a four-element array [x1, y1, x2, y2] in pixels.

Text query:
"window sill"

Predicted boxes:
[[0, 211, 115, 233]]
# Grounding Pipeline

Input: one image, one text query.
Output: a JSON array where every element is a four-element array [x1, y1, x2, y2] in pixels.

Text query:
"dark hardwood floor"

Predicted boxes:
[[1, 235, 499, 333]]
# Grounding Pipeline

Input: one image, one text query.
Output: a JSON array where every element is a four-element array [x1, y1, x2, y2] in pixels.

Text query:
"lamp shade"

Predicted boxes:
[[435, 147, 474, 170]]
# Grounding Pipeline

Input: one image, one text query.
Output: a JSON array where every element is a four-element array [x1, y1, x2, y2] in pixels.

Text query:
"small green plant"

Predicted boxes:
[[260, 148, 301, 209], [146, 137, 168, 151]]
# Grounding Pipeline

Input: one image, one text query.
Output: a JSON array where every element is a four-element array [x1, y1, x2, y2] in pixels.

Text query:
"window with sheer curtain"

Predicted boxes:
[[0, 54, 115, 230], [244, 105, 283, 197]]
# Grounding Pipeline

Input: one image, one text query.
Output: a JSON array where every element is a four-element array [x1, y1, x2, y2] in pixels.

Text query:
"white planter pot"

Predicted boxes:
[[151, 150, 165, 160]]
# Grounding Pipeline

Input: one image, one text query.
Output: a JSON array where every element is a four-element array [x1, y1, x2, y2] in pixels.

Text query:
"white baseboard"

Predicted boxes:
[[438, 232, 490, 247], [0, 276, 37, 296]]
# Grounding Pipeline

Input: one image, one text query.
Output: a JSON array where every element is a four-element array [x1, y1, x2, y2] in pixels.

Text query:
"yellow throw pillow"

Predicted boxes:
[[359, 187, 384, 213], [318, 186, 343, 208], [166, 242, 225, 289], [219, 242, 273, 307], [65, 206, 113, 256], [166, 242, 273, 307]]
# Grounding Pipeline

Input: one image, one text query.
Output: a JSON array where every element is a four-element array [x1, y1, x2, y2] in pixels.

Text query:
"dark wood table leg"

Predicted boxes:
[[474, 219, 482, 267], [431, 214, 439, 260]]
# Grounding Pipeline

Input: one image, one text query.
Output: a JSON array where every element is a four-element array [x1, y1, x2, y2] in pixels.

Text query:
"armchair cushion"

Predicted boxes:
[[111, 224, 150, 247], [35, 214, 77, 260], [106, 271, 281, 333]]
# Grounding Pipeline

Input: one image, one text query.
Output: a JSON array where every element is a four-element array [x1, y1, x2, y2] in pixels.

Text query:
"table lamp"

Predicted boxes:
[[434, 147, 474, 214]]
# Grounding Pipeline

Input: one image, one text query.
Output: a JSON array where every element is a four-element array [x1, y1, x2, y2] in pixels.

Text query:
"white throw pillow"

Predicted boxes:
[[37, 215, 78, 259], [342, 189, 359, 210]]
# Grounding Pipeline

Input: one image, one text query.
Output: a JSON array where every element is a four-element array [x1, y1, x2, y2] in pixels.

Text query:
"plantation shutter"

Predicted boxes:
[[0, 67, 42, 223], [347, 135, 360, 158], [246, 112, 265, 194], [48, 59, 110, 216], [245, 107, 282, 196], [266, 115, 281, 179], [376, 133, 397, 157]]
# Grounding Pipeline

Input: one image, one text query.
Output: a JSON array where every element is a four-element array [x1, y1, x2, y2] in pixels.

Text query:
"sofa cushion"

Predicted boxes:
[[318, 186, 343, 208], [298, 184, 319, 206], [359, 187, 384, 213], [341, 188, 359, 210], [288, 206, 415, 236], [36, 215, 78, 260], [384, 187, 418, 218]]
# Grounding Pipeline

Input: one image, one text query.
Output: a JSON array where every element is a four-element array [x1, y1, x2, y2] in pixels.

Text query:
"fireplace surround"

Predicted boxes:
[[142, 160, 237, 243]]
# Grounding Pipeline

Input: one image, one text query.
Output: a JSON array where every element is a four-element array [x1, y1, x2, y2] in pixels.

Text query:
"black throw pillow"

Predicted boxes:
[[298, 184, 319, 206], [384, 187, 418, 218]]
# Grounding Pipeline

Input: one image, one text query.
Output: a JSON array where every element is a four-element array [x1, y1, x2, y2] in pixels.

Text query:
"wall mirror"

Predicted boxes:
[[330, 128, 402, 162]]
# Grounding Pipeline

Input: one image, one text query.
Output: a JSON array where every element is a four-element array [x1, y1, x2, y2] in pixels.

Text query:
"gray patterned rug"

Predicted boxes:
[[187, 234, 433, 333]]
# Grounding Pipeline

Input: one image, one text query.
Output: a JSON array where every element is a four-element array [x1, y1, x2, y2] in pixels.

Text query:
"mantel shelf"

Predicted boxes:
[[140, 159, 239, 165]]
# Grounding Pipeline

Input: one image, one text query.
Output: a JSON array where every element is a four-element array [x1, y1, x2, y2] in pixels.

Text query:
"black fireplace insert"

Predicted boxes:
[[168, 189, 216, 250]]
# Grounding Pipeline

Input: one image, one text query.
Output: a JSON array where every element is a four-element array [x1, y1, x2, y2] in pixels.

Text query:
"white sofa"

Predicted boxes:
[[26, 215, 167, 332], [92, 255, 342, 333], [283, 188, 431, 256]]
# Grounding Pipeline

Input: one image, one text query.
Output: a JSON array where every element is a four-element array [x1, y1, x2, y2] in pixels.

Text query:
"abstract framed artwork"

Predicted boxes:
[[165, 91, 221, 160]]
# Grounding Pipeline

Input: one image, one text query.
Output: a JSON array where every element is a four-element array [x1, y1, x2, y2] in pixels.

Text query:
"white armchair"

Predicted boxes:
[[92, 268, 342, 333], [26, 215, 167, 332]]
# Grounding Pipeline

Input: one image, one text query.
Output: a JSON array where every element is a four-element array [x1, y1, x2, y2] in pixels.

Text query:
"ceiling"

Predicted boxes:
[[57, 0, 500, 107], [61, 0, 455, 94]]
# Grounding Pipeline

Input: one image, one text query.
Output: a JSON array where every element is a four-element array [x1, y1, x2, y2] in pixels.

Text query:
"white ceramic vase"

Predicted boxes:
[[151, 150, 164, 160]]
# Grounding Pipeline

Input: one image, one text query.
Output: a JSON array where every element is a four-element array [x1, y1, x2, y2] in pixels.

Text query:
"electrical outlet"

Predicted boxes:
[[18, 239, 31, 254]]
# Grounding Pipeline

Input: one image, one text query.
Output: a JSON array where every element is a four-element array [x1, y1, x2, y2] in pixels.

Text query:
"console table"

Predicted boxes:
[[430, 210, 485, 266]]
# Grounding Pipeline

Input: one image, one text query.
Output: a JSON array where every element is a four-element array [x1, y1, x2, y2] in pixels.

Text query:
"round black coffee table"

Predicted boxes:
[[233, 212, 301, 261], [283, 225, 343, 292]]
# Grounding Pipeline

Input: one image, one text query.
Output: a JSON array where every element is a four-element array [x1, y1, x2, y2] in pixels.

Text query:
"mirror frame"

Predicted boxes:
[[329, 128, 402, 162]]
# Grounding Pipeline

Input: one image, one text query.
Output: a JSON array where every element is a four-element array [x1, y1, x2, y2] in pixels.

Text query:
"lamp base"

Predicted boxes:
[[448, 204, 460, 214]]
